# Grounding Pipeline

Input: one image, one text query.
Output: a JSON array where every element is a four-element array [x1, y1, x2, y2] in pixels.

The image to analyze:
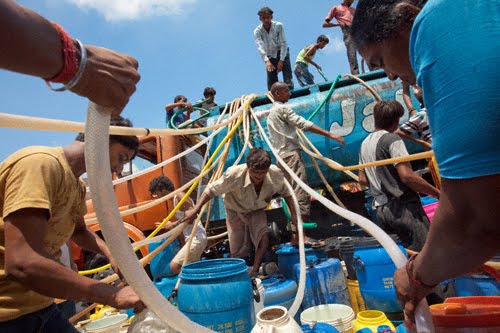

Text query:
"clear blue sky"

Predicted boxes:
[[1, 0, 358, 161]]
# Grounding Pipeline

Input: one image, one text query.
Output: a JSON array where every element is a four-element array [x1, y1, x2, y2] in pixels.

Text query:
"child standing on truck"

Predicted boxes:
[[294, 35, 329, 87], [267, 82, 345, 226]]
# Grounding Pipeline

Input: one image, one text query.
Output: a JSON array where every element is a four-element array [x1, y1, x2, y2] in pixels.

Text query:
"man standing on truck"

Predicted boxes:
[[0, 117, 144, 332], [267, 82, 345, 227], [322, 0, 359, 75], [182, 148, 298, 277], [254, 7, 294, 91], [358, 101, 439, 251]]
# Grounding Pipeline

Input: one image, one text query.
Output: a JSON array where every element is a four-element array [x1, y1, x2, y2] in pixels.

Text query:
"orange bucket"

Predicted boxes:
[[430, 296, 500, 332]]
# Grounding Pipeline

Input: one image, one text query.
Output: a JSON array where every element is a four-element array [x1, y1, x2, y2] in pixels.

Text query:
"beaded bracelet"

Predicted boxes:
[[45, 24, 87, 92], [406, 254, 438, 288]]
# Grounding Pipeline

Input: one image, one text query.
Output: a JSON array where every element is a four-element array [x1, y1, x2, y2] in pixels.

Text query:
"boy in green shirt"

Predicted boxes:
[[294, 35, 329, 87]]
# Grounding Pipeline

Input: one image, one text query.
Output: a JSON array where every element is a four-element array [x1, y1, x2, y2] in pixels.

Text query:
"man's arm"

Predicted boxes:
[[358, 170, 369, 187], [181, 192, 213, 224], [396, 162, 439, 199], [402, 82, 416, 115], [0, 0, 139, 114], [308, 124, 346, 146], [322, 7, 340, 28], [4, 208, 144, 311], [304, 46, 321, 69], [395, 128, 432, 150], [283, 195, 299, 244], [394, 175, 500, 326], [70, 218, 122, 277]]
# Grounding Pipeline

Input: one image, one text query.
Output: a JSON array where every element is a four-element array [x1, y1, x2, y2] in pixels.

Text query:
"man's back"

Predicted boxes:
[[360, 131, 419, 207]]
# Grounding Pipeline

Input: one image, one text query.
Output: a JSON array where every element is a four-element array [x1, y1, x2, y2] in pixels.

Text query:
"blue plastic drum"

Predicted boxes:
[[294, 258, 351, 310], [148, 238, 181, 280], [261, 274, 297, 310], [178, 258, 255, 333], [276, 243, 326, 280]]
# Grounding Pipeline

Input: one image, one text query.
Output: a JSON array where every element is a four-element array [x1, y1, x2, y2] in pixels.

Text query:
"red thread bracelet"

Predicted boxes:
[[406, 254, 438, 288], [48, 23, 78, 83]]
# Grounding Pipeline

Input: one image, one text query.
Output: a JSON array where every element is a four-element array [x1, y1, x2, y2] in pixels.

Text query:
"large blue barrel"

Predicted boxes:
[[353, 237, 407, 313], [148, 238, 181, 280], [261, 274, 297, 310], [276, 243, 326, 280], [453, 275, 500, 297], [294, 258, 351, 310], [178, 258, 255, 333]]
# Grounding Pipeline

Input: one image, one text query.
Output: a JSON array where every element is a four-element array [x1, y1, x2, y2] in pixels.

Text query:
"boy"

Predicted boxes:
[[149, 176, 207, 275], [267, 82, 345, 223], [164, 95, 192, 128], [294, 35, 329, 87]]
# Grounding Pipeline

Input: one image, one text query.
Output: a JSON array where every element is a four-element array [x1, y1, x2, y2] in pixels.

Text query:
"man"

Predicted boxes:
[[395, 84, 432, 150], [149, 176, 207, 275], [267, 82, 345, 224], [358, 100, 439, 251], [164, 95, 192, 128], [294, 35, 330, 87], [0, 117, 144, 332], [322, 0, 359, 75], [351, 0, 499, 327], [182, 148, 298, 277], [254, 7, 294, 91], [0, 0, 139, 115]]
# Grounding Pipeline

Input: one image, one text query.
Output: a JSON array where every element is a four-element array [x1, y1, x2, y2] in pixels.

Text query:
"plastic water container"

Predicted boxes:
[[351, 310, 395, 332], [294, 258, 351, 309], [178, 258, 255, 333], [301, 304, 355, 333], [126, 275, 179, 317], [430, 296, 500, 332], [353, 237, 407, 313], [453, 274, 500, 297], [82, 314, 128, 333], [301, 322, 341, 333], [276, 243, 326, 280], [148, 238, 181, 280], [347, 279, 367, 315], [261, 274, 297, 310]]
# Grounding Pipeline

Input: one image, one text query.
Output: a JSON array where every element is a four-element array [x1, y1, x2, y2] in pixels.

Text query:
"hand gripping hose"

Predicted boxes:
[[85, 102, 215, 333]]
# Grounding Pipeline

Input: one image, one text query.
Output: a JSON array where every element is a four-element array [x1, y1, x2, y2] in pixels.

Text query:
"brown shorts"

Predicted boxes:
[[279, 150, 310, 217], [226, 208, 268, 258]]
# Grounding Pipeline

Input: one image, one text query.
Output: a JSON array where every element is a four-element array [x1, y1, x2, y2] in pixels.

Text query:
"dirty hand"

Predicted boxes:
[[265, 60, 275, 72], [110, 286, 145, 313], [316, 65, 322, 71], [394, 267, 434, 331], [277, 60, 284, 73], [180, 208, 198, 224], [330, 134, 345, 146], [69, 44, 140, 116]]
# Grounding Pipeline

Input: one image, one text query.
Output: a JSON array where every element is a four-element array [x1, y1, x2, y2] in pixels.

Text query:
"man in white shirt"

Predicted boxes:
[[254, 7, 294, 91]]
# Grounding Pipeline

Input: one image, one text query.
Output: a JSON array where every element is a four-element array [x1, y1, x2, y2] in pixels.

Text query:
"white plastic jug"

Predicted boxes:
[[251, 306, 302, 333]]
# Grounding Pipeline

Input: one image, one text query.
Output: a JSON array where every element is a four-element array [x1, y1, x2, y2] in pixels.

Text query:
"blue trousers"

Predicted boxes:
[[0, 303, 79, 333]]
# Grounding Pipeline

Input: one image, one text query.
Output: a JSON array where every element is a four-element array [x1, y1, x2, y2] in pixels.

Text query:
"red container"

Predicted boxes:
[[430, 296, 500, 332]]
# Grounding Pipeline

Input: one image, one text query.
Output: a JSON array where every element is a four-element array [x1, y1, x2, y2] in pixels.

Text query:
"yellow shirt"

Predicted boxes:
[[205, 164, 290, 213], [0, 147, 86, 321]]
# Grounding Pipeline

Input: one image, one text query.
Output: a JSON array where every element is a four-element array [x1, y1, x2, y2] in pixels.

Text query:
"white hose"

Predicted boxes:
[[85, 102, 214, 333], [283, 180, 306, 318], [248, 108, 434, 332]]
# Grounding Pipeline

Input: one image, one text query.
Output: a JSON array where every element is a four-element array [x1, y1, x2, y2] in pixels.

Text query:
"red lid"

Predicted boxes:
[[430, 296, 500, 327]]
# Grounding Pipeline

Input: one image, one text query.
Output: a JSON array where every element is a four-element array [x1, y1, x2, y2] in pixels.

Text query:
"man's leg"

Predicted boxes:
[[267, 57, 280, 91], [245, 209, 269, 276], [282, 49, 294, 90], [342, 26, 359, 75], [226, 209, 251, 258], [280, 151, 311, 221], [294, 62, 314, 87], [0, 304, 79, 333]]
